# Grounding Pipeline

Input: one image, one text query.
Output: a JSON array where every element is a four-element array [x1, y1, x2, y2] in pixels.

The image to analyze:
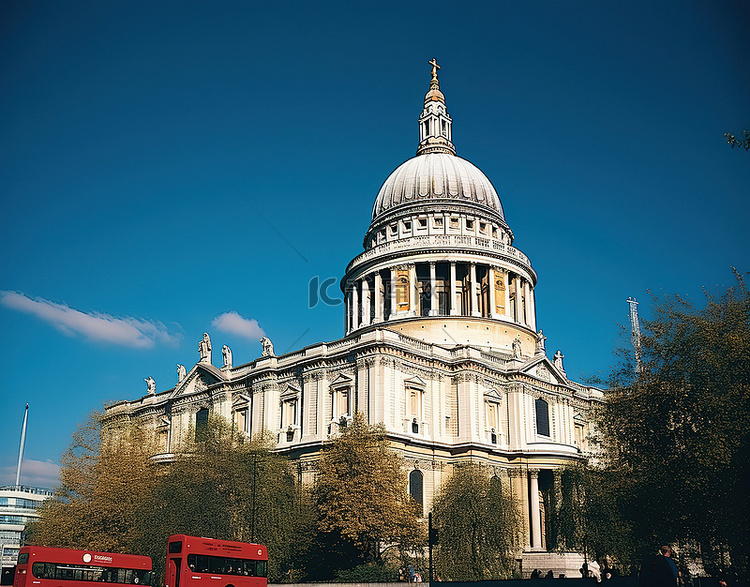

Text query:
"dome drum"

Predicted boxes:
[[342, 258, 537, 344]]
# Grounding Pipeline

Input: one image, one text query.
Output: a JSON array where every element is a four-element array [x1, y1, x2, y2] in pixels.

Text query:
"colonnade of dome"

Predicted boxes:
[[345, 261, 536, 335]]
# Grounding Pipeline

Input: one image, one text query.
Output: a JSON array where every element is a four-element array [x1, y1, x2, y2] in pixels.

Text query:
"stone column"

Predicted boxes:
[[515, 276, 524, 324], [524, 281, 532, 330], [470, 263, 480, 317], [505, 271, 510, 317], [409, 264, 417, 316], [390, 267, 397, 319], [489, 266, 497, 318], [361, 278, 371, 327], [529, 469, 543, 550], [509, 469, 531, 549], [429, 262, 438, 316], [374, 271, 383, 323], [345, 288, 352, 334], [528, 283, 537, 331], [450, 262, 458, 315], [351, 281, 359, 331]]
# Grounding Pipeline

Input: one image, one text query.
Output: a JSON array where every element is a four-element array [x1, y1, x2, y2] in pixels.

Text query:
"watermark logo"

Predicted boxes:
[[309, 276, 343, 308]]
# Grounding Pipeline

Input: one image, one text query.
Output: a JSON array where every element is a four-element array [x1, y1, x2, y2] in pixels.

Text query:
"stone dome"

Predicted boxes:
[[371, 152, 505, 221]]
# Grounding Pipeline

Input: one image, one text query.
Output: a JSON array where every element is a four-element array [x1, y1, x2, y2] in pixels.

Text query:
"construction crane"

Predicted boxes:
[[627, 297, 642, 373]]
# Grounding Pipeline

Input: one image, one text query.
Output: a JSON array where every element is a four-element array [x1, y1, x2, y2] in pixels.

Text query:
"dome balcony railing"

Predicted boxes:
[[346, 233, 532, 273]]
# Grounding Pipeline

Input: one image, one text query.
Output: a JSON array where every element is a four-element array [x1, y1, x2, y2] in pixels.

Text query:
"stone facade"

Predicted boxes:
[[102, 62, 603, 569]]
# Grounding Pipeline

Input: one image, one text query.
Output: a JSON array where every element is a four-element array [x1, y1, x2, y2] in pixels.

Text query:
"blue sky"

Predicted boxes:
[[1, 0, 748, 489]]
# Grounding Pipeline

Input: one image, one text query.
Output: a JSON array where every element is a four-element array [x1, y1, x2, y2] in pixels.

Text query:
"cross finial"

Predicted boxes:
[[428, 58, 440, 82]]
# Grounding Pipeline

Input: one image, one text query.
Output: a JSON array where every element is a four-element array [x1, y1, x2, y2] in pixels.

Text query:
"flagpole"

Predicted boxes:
[[15, 403, 29, 487]]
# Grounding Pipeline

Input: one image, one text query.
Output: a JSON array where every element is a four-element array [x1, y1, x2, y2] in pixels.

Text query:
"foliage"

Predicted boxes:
[[314, 412, 424, 571], [28, 413, 158, 554], [547, 465, 634, 572], [601, 271, 750, 575], [431, 463, 522, 580], [724, 130, 750, 151], [140, 415, 315, 583], [30, 413, 315, 584], [333, 562, 400, 582]]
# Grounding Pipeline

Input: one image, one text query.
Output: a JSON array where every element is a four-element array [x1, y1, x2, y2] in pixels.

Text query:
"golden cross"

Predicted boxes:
[[428, 58, 440, 81]]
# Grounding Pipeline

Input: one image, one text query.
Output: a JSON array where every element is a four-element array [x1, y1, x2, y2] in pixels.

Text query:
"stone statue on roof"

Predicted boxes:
[[222, 344, 233, 368], [177, 364, 187, 383], [260, 336, 275, 357], [198, 332, 212, 363], [554, 350, 565, 374]]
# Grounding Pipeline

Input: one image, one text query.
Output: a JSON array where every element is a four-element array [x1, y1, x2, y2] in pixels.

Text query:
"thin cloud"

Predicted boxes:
[[0, 459, 61, 490], [0, 291, 181, 349], [211, 311, 265, 340]]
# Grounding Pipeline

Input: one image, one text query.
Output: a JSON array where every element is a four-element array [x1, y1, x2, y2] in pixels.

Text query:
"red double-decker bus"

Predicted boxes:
[[165, 535, 267, 587], [13, 546, 152, 587]]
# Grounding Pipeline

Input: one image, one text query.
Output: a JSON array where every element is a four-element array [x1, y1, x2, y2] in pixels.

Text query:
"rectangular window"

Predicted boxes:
[[535, 399, 550, 437], [409, 389, 420, 416], [486, 402, 498, 430], [575, 424, 584, 448], [186, 555, 266, 578], [396, 270, 410, 310]]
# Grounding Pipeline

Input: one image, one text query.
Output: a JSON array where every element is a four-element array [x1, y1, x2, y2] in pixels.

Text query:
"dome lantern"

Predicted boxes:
[[416, 59, 456, 156]]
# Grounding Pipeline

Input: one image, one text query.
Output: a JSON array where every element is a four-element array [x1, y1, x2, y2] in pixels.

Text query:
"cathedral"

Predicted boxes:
[[103, 61, 603, 574]]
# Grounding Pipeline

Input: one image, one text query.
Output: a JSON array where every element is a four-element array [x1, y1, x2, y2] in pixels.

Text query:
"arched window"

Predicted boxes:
[[535, 398, 550, 437], [409, 469, 424, 514]]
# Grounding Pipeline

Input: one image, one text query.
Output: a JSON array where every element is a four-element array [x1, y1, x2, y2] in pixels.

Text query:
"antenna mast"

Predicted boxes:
[[627, 297, 642, 373], [15, 403, 29, 487]]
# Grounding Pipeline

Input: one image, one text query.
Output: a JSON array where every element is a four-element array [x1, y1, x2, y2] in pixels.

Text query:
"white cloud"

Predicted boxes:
[[0, 459, 60, 490], [211, 311, 265, 340], [0, 291, 181, 349]]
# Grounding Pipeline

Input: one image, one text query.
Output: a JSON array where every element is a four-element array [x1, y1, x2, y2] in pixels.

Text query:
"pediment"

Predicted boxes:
[[330, 373, 354, 389], [484, 388, 502, 402], [170, 363, 225, 399], [280, 383, 301, 399], [519, 355, 569, 386], [404, 375, 427, 389], [232, 393, 252, 409]]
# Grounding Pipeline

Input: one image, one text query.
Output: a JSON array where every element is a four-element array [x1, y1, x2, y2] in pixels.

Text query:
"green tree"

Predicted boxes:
[[29, 412, 314, 584], [140, 415, 314, 583], [724, 130, 750, 151], [28, 413, 158, 553], [602, 272, 750, 575], [314, 412, 423, 571], [548, 465, 634, 571], [431, 463, 521, 580]]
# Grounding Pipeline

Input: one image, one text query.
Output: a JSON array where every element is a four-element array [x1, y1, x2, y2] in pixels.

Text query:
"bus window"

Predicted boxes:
[[166, 535, 267, 587]]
